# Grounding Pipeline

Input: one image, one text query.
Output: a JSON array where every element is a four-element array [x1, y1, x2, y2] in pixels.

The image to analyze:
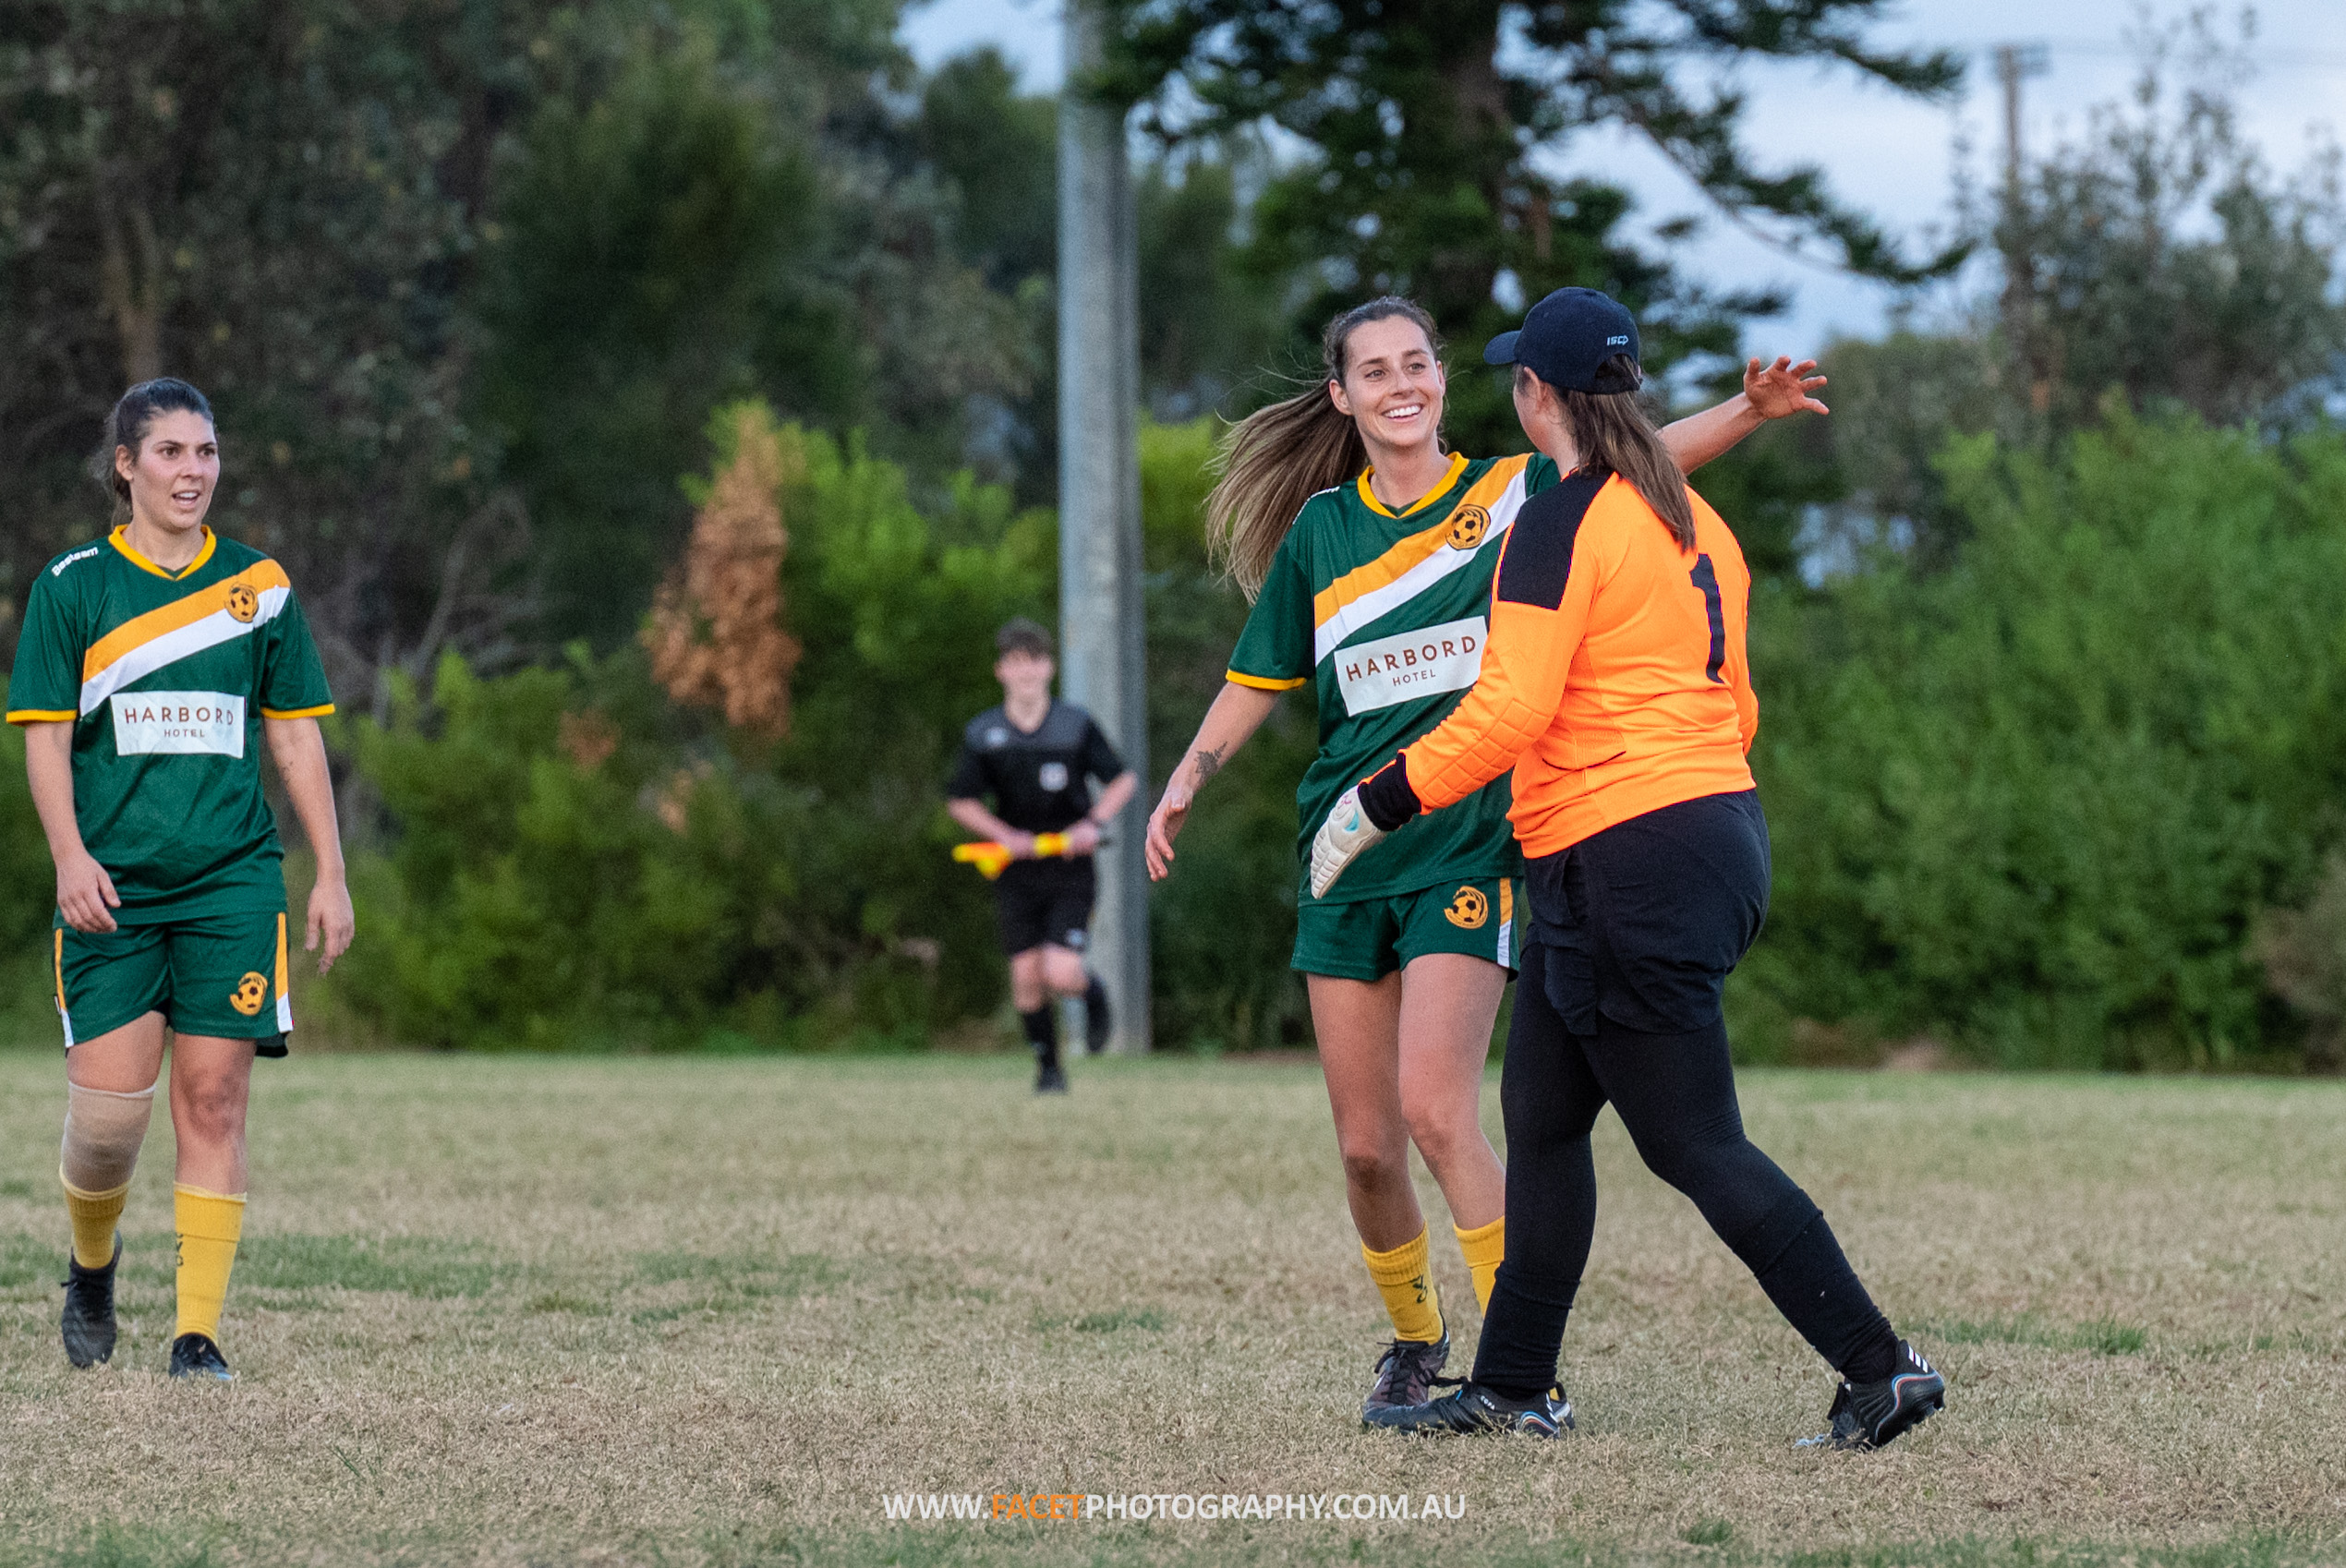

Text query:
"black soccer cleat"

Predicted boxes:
[[60, 1235, 122, 1368], [1034, 1060, 1070, 1094], [1366, 1380, 1574, 1438], [1360, 1331, 1450, 1418], [1082, 978, 1112, 1055], [168, 1332, 235, 1382], [1798, 1341, 1944, 1451]]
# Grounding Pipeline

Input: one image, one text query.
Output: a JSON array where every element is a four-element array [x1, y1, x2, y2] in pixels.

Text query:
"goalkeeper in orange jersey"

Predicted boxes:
[[947, 619, 1136, 1092]]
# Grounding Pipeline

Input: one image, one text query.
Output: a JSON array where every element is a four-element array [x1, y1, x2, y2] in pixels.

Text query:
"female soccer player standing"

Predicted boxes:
[[1145, 296, 1824, 1417], [7, 379, 353, 1381], [1312, 288, 1943, 1448]]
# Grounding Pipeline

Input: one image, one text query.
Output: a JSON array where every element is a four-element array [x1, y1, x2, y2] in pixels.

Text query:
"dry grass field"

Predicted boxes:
[[0, 1048, 2341, 1567]]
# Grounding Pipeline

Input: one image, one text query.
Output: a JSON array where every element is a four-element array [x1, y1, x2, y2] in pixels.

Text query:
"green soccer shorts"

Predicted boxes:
[[1292, 875, 1519, 983], [53, 910, 293, 1055]]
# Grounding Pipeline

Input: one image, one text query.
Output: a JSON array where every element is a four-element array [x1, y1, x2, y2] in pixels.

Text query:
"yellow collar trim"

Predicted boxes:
[[1356, 452, 1469, 519], [110, 525, 216, 581]]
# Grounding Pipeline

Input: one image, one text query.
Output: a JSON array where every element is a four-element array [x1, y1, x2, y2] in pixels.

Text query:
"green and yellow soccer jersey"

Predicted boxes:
[[1227, 451, 1559, 905], [6, 526, 334, 923]]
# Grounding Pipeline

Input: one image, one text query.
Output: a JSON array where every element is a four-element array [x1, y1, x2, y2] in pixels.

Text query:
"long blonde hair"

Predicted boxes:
[[1205, 296, 1442, 597], [1526, 357, 1698, 551]]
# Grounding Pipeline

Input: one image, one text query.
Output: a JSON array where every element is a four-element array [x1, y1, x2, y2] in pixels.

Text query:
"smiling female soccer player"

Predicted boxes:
[[1145, 296, 1826, 1419], [1312, 289, 1943, 1448], [7, 378, 354, 1381]]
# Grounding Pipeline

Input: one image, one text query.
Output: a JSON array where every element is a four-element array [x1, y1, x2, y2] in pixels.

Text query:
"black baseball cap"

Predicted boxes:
[[1482, 287, 1643, 394]]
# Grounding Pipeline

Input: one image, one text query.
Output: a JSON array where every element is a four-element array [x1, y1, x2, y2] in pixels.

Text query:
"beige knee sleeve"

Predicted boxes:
[[61, 1081, 156, 1194]]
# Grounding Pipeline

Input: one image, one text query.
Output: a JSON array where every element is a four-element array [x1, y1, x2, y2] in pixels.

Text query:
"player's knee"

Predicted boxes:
[[60, 1080, 157, 1192], [1337, 1139, 1407, 1193], [1400, 1099, 1478, 1169], [1628, 1128, 1729, 1197], [175, 1076, 249, 1148], [1042, 952, 1087, 995]]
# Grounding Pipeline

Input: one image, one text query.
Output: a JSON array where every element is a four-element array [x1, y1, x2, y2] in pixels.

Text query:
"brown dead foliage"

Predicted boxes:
[[643, 405, 802, 740], [557, 708, 619, 772]]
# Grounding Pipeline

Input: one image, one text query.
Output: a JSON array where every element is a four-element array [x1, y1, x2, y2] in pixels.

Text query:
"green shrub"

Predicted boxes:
[[1737, 414, 2346, 1068], [326, 413, 1051, 1049], [2252, 853, 2346, 1072]]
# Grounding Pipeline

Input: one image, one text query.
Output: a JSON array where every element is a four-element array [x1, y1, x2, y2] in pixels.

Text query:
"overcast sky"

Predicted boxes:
[[898, 0, 2346, 355]]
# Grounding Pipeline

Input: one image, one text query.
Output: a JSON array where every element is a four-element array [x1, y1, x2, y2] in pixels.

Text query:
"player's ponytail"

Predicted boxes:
[[1206, 296, 1441, 598], [91, 378, 214, 521], [1542, 356, 1698, 551]]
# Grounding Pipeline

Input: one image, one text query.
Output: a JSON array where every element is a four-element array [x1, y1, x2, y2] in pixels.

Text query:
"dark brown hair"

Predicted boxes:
[[1204, 296, 1443, 597], [1520, 356, 1697, 550], [996, 617, 1054, 658], [91, 378, 214, 518]]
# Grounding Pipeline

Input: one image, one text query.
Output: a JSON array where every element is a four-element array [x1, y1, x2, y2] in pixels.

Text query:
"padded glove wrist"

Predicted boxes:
[[1357, 756, 1421, 832]]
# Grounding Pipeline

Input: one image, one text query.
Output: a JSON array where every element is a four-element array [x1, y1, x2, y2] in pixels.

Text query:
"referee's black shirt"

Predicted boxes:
[[947, 700, 1127, 835]]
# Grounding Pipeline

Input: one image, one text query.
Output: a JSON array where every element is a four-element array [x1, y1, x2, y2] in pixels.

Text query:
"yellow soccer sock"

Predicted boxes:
[[62, 1175, 129, 1270], [1454, 1214, 1506, 1313], [173, 1185, 247, 1343], [1360, 1227, 1445, 1344]]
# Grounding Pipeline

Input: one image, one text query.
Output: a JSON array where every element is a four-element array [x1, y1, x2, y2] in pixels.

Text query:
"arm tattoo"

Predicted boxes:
[[1192, 745, 1225, 783]]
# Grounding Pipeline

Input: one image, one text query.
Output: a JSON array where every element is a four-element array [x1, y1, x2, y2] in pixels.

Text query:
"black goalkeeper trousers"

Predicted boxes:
[[1470, 799, 1896, 1400]]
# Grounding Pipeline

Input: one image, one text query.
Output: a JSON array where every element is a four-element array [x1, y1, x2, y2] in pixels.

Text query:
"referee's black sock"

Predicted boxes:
[[1081, 976, 1111, 1053], [1020, 1004, 1059, 1067]]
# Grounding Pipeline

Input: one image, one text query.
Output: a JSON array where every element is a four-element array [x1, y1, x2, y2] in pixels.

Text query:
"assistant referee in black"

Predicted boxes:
[[947, 619, 1137, 1092]]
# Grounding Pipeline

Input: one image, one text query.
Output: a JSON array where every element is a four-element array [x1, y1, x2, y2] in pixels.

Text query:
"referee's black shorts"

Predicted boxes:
[[994, 857, 1096, 958], [1523, 790, 1769, 1035]]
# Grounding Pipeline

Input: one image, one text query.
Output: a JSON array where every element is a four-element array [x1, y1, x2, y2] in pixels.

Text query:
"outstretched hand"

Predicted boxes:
[[1744, 356, 1829, 420], [1144, 781, 1192, 881]]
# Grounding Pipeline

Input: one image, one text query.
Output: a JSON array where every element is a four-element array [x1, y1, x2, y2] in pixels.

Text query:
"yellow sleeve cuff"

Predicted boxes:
[[1225, 669, 1307, 692], [6, 709, 77, 725], [260, 704, 336, 720]]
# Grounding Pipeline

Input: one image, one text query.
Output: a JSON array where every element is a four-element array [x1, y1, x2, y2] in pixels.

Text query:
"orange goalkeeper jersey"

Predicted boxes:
[[1396, 465, 1757, 858]]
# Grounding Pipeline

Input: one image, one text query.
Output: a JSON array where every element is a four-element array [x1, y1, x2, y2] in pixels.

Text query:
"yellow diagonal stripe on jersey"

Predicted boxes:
[[77, 561, 293, 716], [1312, 455, 1531, 665]]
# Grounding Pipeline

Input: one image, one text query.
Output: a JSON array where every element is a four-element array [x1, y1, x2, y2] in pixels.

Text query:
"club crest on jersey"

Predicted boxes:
[[224, 582, 260, 623], [1444, 887, 1489, 930], [1445, 505, 1490, 550], [1038, 761, 1070, 791], [229, 971, 269, 1017]]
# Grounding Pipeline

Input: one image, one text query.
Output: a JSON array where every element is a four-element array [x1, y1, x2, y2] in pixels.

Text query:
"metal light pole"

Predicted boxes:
[[1058, 0, 1150, 1053], [1994, 42, 2050, 414]]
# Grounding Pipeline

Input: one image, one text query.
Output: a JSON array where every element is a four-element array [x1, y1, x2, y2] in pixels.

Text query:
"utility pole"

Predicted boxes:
[[1058, 0, 1151, 1054], [1993, 42, 2050, 413]]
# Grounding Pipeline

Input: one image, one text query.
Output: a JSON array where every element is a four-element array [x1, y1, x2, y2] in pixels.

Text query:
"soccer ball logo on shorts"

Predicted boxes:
[[224, 582, 260, 623], [229, 971, 269, 1017], [1445, 505, 1490, 551], [1443, 887, 1489, 929]]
